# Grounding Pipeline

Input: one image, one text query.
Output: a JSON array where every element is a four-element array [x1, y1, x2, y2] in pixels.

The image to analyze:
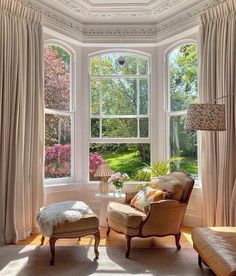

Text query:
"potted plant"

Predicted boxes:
[[109, 172, 129, 195]]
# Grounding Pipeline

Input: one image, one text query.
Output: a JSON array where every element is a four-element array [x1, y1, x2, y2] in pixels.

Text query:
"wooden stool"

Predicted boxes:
[[41, 213, 100, 265]]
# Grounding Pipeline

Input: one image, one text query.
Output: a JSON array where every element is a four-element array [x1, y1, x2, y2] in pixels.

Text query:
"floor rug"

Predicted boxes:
[[0, 245, 214, 276]]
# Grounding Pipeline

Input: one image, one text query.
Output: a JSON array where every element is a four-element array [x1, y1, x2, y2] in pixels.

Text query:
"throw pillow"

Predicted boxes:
[[130, 187, 164, 213]]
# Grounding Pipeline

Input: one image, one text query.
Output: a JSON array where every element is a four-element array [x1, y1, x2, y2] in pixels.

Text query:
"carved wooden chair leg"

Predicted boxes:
[[106, 226, 111, 237], [198, 255, 202, 267], [94, 231, 100, 260], [49, 237, 57, 265], [126, 235, 132, 258], [41, 235, 45, 246], [175, 233, 181, 250]]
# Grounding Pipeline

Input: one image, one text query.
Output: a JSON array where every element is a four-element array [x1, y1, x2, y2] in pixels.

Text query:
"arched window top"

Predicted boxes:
[[44, 44, 71, 111], [90, 52, 149, 76], [168, 43, 198, 112]]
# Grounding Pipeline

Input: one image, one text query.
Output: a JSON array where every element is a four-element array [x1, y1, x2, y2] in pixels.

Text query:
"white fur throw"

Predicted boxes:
[[37, 201, 94, 237]]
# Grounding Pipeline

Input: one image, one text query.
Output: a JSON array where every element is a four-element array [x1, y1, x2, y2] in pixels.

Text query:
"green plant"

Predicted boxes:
[[134, 156, 181, 182]]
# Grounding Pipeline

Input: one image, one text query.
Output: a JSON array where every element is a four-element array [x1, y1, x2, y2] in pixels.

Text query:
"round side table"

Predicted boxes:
[[95, 193, 126, 227]]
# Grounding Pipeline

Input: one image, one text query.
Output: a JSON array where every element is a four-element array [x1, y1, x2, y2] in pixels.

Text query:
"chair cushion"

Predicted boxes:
[[53, 213, 99, 234], [107, 202, 146, 228], [130, 187, 164, 213], [151, 176, 184, 201]]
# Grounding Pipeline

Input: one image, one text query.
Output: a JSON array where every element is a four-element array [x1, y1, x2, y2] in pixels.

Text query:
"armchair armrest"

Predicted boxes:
[[124, 192, 138, 204], [140, 201, 187, 236]]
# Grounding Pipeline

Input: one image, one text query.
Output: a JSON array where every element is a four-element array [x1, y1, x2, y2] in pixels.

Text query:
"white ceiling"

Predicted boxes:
[[38, 0, 201, 24]]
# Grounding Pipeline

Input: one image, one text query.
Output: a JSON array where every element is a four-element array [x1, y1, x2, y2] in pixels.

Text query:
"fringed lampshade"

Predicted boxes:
[[185, 104, 226, 131], [94, 163, 113, 178], [94, 163, 113, 195]]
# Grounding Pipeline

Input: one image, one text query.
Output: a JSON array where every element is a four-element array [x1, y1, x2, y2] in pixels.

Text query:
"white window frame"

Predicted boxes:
[[89, 50, 151, 180], [165, 40, 200, 181], [44, 40, 75, 185]]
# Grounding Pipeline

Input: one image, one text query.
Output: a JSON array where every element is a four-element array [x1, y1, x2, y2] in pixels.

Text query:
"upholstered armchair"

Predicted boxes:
[[106, 172, 194, 258]]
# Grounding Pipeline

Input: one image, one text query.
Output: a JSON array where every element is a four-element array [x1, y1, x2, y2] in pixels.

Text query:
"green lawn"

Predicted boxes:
[[102, 150, 145, 179]]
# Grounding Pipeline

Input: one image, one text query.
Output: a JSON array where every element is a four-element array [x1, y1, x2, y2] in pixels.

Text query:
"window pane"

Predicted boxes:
[[169, 44, 198, 112], [140, 118, 148, 137], [89, 143, 150, 181], [45, 114, 71, 179], [139, 79, 148, 115], [102, 118, 137, 138], [91, 118, 100, 138], [91, 78, 100, 115], [101, 53, 137, 76], [170, 116, 198, 177], [44, 45, 71, 111], [102, 79, 137, 115], [138, 56, 149, 75], [90, 56, 100, 75]]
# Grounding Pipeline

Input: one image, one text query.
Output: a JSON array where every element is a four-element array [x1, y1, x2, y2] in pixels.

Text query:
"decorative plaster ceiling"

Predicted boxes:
[[22, 0, 225, 43], [37, 0, 201, 23]]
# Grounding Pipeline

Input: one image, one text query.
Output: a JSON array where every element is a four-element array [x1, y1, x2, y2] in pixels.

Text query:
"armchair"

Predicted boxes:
[[106, 172, 194, 258]]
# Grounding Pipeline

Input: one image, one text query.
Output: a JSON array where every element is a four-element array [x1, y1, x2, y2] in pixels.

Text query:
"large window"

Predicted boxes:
[[44, 44, 73, 181], [89, 52, 150, 180], [167, 44, 198, 178]]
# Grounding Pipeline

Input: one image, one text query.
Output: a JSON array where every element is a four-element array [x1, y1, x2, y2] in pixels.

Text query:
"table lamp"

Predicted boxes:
[[94, 163, 113, 194]]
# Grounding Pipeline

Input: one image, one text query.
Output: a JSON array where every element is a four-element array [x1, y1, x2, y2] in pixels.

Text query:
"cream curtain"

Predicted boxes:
[[0, 0, 44, 245], [200, 0, 236, 226]]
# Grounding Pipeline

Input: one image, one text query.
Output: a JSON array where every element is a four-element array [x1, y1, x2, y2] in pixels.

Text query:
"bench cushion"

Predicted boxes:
[[192, 227, 236, 276], [53, 213, 99, 234]]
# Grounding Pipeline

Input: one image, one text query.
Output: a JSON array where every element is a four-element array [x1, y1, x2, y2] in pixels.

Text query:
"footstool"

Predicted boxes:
[[37, 201, 100, 265]]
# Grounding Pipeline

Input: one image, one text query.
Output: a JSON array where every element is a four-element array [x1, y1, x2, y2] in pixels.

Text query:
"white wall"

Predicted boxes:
[[43, 27, 203, 228]]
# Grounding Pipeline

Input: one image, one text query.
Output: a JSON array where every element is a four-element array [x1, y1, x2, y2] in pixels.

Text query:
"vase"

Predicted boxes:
[[113, 183, 123, 196]]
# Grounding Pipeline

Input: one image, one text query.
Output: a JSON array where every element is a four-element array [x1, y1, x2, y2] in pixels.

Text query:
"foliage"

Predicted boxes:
[[45, 144, 71, 178], [134, 157, 181, 182], [89, 152, 105, 178]]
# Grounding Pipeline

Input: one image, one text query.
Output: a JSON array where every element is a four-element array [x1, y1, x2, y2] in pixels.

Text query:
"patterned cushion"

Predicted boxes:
[[130, 187, 164, 213]]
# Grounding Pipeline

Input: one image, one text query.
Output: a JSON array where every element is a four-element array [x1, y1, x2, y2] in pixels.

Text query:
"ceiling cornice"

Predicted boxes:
[[21, 0, 226, 44]]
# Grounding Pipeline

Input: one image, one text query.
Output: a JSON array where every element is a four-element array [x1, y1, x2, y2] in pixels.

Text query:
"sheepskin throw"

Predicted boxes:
[[37, 201, 94, 237]]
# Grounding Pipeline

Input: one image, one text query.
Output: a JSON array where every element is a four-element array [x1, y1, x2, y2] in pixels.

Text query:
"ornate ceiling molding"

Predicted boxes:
[[21, 0, 226, 43]]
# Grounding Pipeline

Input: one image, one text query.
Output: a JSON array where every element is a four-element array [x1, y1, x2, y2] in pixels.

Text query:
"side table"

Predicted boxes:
[[95, 193, 126, 227]]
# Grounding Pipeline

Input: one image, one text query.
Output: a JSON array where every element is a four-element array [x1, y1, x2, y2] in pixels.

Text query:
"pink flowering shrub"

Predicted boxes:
[[89, 152, 105, 178], [45, 144, 105, 179], [45, 144, 71, 178]]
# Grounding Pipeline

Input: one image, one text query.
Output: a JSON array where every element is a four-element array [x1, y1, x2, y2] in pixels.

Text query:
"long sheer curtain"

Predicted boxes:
[[200, 0, 236, 226], [0, 0, 44, 245]]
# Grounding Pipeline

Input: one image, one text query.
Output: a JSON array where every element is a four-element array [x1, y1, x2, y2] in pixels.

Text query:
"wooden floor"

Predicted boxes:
[[17, 226, 193, 249]]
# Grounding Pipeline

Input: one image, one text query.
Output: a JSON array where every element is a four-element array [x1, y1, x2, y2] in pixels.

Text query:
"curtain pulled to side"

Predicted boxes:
[[0, 0, 44, 245], [199, 0, 236, 226]]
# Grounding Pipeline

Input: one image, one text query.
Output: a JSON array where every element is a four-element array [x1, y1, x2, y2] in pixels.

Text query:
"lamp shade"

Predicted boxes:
[[94, 163, 113, 178], [185, 104, 226, 131]]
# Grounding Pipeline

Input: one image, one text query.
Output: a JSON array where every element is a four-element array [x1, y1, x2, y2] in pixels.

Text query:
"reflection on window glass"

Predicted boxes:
[[169, 44, 198, 112], [170, 116, 198, 177], [44, 45, 71, 111], [45, 114, 71, 179], [89, 143, 150, 181]]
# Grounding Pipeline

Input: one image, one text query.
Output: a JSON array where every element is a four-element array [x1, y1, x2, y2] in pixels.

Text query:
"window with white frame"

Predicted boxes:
[[44, 44, 74, 181], [89, 52, 150, 181], [167, 44, 198, 178]]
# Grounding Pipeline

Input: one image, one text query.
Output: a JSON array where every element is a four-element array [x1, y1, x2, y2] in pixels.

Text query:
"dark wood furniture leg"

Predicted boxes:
[[41, 235, 45, 246], [198, 255, 202, 267], [94, 231, 100, 260], [126, 235, 132, 258], [49, 237, 57, 265], [175, 233, 181, 250]]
